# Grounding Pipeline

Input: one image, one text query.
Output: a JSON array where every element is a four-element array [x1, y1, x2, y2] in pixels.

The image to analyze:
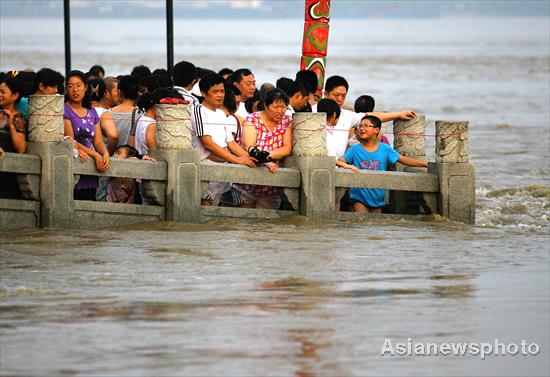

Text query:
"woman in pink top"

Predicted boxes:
[[234, 88, 293, 209]]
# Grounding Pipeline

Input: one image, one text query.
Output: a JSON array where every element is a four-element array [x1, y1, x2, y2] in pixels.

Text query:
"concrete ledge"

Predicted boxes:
[[73, 201, 165, 229], [72, 158, 167, 180], [335, 211, 431, 222], [201, 205, 296, 219], [0, 152, 41, 174], [335, 169, 439, 192], [201, 162, 301, 188], [0, 198, 40, 229], [74, 200, 164, 214]]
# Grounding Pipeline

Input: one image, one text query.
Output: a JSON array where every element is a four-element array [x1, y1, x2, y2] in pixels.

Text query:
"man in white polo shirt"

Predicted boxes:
[[314, 75, 416, 159], [191, 73, 256, 206]]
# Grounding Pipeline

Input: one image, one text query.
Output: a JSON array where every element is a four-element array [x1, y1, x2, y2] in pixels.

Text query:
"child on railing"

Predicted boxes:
[[106, 144, 154, 204], [338, 115, 427, 214]]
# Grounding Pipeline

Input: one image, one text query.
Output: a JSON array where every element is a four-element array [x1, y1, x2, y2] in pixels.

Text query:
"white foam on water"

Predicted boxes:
[[476, 184, 550, 232]]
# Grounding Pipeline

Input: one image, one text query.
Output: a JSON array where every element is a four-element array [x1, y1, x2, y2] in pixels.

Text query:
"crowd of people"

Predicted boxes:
[[0, 62, 427, 213]]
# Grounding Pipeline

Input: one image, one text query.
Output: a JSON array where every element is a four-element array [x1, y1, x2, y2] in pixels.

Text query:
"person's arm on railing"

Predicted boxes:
[[201, 136, 256, 167], [266, 126, 292, 160], [398, 155, 428, 168], [337, 157, 360, 173]]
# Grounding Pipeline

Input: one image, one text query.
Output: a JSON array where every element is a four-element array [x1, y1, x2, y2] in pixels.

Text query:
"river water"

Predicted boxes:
[[1, 16, 549, 376]]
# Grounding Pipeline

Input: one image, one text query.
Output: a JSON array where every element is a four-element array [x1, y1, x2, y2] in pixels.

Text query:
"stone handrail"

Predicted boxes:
[[0, 152, 41, 174], [200, 162, 301, 188], [335, 168, 439, 192], [72, 158, 167, 180]]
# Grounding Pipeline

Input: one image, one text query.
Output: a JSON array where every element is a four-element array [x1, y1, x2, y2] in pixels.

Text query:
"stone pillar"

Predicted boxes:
[[28, 95, 65, 142], [27, 94, 74, 228], [155, 104, 192, 150], [391, 116, 433, 215], [431, 121, 475, 224], [435, 121, 468, 163], [286, 112, 335, 219], [393, 115, 426, 158], [292, 112, 328, 156], [150, 104, 201, 223]]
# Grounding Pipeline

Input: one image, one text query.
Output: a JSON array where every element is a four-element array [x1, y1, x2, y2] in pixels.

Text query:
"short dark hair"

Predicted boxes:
[[325, 75, 349, 93], [197, 67, 216, 79], [361, 115, 382, 129], [89, 65, 105, 77], [317, 98, 341, 120], [137, 87, 183, 111], [276, 77, 293, 95], [172, 60, 197, 88], [295, 69, 318, 94], [118, 75, 140, 100], [264, 88, 289, 107], [152, 68, 168, 77], [218, 67, 234, 77], [116, 144, 139, 158], [287, 80, 310, 97], [131, 65, 151, 79], [228, 68, 253, 86], [0, 76, 24, 104], [143, 74, 172, 92], [199, 73, 224, 94], [35, 68, 64, 92], [354, 95, 375, 113]]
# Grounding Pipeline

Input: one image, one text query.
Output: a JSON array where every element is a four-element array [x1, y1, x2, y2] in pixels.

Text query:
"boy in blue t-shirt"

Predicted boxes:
[[338, 115, 428, 213]]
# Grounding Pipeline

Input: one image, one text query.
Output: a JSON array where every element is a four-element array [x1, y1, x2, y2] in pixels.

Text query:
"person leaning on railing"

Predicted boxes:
[[63, 70, 110, 201], [233, 88, 293, 209], [0, 75, 28, 198]]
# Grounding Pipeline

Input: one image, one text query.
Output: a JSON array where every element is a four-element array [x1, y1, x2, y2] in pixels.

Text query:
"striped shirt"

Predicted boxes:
[[174, 86, 199, 106]]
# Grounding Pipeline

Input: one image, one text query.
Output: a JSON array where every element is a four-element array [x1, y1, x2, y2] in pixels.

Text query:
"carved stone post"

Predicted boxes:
[[292, 112, 328, 156], [155, 104, 192, 150], [150, 104, 200, 223], [391, 116, 434, 215], [435, 121, 469, 163], [286, 112, 335, 218], [27, 94, 74, 228], [28, 95, 65, 142], [393, 115, 426, 158], [430, 121, 475, 224]]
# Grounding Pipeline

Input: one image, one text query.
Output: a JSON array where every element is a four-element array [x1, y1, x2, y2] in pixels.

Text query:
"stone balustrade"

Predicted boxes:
[[0, 98, 476, 230]]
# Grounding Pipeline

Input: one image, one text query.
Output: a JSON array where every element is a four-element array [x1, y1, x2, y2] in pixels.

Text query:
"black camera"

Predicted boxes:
[[248, 146, 272, 165]]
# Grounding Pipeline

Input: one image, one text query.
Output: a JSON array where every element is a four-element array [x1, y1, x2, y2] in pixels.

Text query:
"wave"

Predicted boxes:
[[476, 184, 550, 232]]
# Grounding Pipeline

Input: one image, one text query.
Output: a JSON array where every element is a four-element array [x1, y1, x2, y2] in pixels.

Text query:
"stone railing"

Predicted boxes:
[[0, 96, 475, 230]]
